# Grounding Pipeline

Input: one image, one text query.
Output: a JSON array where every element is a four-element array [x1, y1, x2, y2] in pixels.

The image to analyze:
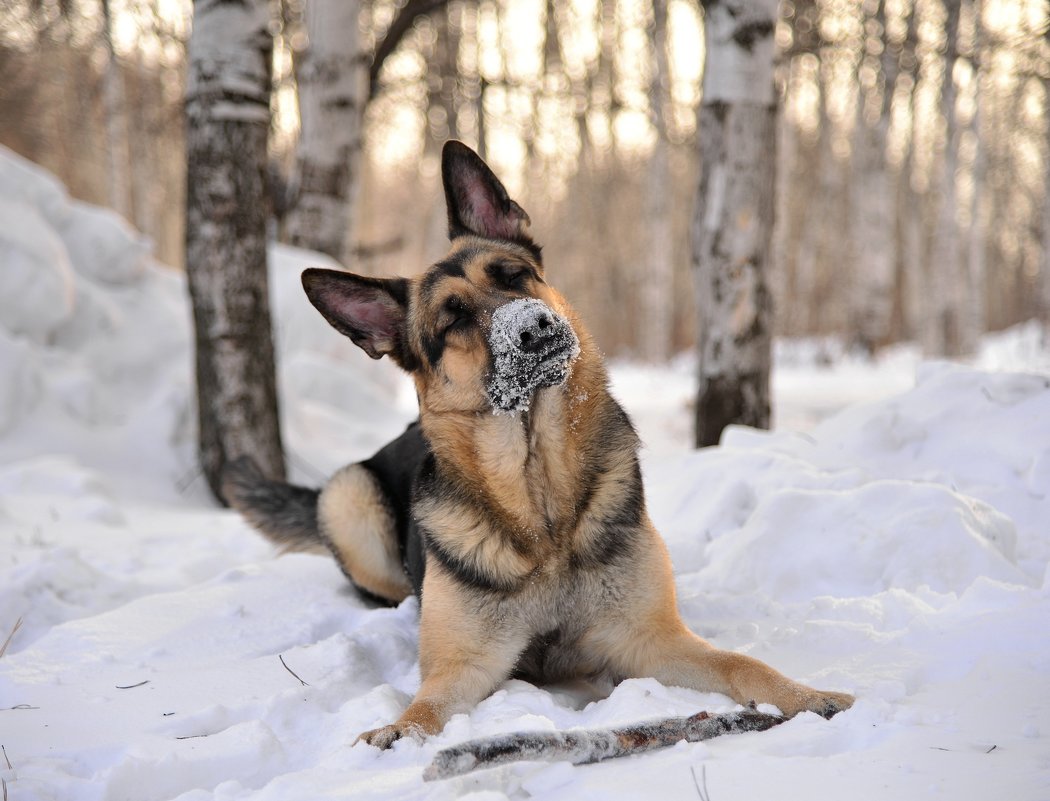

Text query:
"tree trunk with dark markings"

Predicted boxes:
[[691, 0, 777, 447], [185, 0, 285, 503], [284, 0, 366, 264]]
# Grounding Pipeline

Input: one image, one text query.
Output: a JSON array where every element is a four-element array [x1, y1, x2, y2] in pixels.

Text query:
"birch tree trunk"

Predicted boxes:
[[1041, 23, 1050, 339], [1042, 158, 1050, 337], [691, 0, 777, 447], [893, 0, 923, 341], [847, 0, 896, 354], [101, 0, 133, 222], [284, 0, 366, 265], [185, 0, 285, 502], [927, 0, 965, 356], [641, 0, 675, 363], [963, 0, 986, 348]]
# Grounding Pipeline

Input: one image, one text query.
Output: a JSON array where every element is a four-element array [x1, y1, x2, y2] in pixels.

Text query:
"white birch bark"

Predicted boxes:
[[691, 0, 777, 447], [285, 0, 366, 265], [641, 0, 675, 363], [185, 0, 285, 501]]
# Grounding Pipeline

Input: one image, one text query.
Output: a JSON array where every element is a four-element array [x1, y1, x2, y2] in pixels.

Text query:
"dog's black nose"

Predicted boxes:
[[487, 298, 580, 412], [516, 311, 554, 352]]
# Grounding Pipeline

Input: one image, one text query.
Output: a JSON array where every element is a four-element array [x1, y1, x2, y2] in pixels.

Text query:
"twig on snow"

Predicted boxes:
[[1, 743, 10, 801], [115, 681, 150, 690], [279, 654, 309, 686], [690, 764, 712, 801], [423, 707, 785, 781], [0, 618, 23, 659], [931, 744, 998, 754]]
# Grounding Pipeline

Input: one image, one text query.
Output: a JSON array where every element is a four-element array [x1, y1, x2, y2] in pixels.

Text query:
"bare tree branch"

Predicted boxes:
[[369, 0, 448, 99], [423, 708, 785, 781]]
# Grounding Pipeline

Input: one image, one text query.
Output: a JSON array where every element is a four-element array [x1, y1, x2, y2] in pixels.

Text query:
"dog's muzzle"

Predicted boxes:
[[486, 298, 580, 413]]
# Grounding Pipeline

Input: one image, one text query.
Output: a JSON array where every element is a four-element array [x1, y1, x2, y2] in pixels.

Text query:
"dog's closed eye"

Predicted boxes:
[[443, 296, 473, 334], [487, 262, 533, 291], [503, 271, 528, 291]]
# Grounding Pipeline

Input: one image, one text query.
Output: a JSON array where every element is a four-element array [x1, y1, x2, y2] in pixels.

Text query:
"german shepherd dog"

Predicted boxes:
[[224, 141, 853, 749]]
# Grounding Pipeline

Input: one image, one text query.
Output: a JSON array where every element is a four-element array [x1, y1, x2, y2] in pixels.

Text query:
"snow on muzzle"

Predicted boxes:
[[486, 298, 580, 414]]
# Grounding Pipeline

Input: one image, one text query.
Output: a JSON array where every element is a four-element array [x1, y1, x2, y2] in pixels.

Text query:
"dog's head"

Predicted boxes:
[[302, 141, 581, 415]]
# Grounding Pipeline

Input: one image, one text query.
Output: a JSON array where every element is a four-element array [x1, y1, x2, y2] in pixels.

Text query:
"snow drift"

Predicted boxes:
[[1, 146, 1048, 800]]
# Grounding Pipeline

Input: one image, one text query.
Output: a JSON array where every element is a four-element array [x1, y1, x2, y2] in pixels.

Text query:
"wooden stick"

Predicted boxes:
[[423, 707, 785, 781]]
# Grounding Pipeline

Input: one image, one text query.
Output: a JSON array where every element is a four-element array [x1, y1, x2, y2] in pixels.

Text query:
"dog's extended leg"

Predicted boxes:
[[355, 571, 531, 749], [587, 534, 854, 719], [356, 654, 520, 749], [628, 627, 853, 718]]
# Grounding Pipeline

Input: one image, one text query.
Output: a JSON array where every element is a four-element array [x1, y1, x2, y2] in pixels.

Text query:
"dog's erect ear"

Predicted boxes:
[[442, 140, 533, 245], [302, 268, 413, 366]]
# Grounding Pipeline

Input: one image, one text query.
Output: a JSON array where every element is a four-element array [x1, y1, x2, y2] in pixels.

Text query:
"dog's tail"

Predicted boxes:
[[222, 456, 325, 553]]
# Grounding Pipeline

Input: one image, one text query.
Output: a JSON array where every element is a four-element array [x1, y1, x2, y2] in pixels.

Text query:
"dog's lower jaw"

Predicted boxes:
[[486, 359, 574, 414]]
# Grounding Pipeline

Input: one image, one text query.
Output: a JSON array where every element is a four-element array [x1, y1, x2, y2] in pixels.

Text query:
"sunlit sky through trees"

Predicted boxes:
[[2, 0, 1044, 199], [1, 0, 1047, 356]]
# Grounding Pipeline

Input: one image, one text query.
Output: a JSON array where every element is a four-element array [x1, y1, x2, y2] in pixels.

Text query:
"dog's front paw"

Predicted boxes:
[[802, 690, 854, 719], [355, 722, 425, 750], [774, 687, 854, 719]]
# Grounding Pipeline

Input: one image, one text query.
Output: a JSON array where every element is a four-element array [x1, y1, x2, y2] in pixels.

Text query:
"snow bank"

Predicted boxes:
[[696, 480, 1021, 601], [267, 244, 416, 479], [0, 145, 414, 501], [1, 149, 1048, 800], [0, 147, 191, 499], [721, 363, 1050, 577], [0, 142, 413, 644]]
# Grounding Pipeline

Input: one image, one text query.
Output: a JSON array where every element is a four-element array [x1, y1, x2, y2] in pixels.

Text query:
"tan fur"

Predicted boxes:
[[318, 464, 412, 602], [570, 445, 640, 560], [412, 491, 537, 584]]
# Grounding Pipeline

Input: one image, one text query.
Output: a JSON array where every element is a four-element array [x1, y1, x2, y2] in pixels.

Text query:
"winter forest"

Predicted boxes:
[[5, 0, 1050, 356], [2, 0, 1050, 800]]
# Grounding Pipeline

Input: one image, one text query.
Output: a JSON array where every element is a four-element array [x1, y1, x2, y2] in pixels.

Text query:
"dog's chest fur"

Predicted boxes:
[[467, 387, 579, 535], [417, 364, 640, 586], [410, 371, 648, 690]]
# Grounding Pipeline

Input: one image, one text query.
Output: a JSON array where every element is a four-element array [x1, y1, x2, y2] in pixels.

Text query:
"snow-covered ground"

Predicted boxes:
[[1, 145, 1049, 801]]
